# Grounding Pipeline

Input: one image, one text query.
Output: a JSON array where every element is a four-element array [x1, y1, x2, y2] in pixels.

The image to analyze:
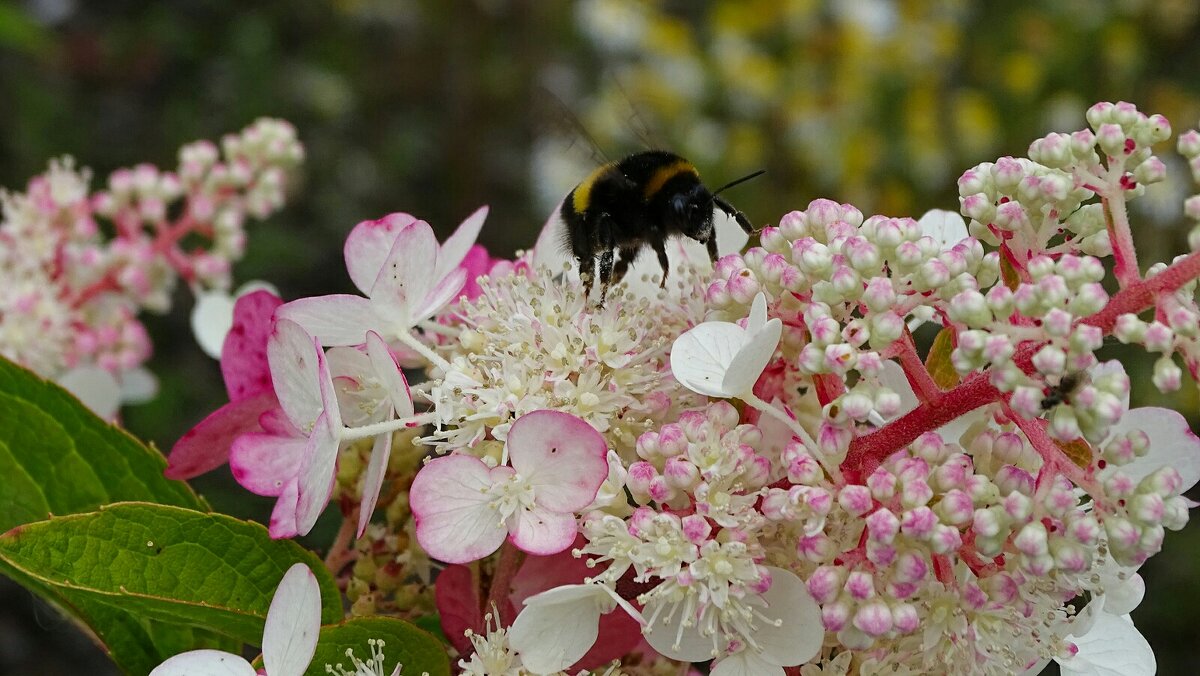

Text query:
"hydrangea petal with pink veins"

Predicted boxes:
[[643, 567, 822, 671], [234, 318, 343, 537], [507, 409, 609, 512], [151, 563, 320, 676], [410, 454, 510, 564], [411, 410, 608, 563], [671, 293, 782, 398], [279, 209, 485, 347], [509, 506, 580, 556], [344, 213, 422, 294]]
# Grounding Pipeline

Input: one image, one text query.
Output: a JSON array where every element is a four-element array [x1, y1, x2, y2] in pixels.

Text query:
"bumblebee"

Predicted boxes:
[[561, 150, 764, 304], [1041, 371, 1089, 410]]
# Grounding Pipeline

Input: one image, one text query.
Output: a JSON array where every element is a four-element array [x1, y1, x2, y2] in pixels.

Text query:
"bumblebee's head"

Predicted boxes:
[[669, 185, 715, 241]]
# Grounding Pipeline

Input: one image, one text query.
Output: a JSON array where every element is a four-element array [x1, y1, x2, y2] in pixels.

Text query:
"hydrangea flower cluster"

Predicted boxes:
[[0, 118, 302, 417], [168, 102, 1200, 675]]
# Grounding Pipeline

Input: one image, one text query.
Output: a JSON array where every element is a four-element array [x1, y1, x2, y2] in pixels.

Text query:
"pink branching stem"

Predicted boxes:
[[485, 541, 526, 625], [67, 212, 200, 308], [896, 329, 942, 404], [1004, 404, 1102, 497], [842, 249, 1200, 482], [1104, 194, 1142, 288]]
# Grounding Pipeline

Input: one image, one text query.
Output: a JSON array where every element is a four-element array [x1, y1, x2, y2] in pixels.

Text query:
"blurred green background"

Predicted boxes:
[[2, 1, 1199, 673]]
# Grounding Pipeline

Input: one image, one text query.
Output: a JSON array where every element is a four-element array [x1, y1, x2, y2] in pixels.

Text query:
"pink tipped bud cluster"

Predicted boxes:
[[0, 119, 302, 403]]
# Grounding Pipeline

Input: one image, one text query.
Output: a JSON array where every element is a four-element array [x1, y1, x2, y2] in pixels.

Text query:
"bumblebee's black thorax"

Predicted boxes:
[[561, 150, 701, 248]]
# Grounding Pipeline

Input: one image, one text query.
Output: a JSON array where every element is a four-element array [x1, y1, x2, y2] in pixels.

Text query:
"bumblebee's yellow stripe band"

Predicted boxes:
[[643, 160, 697, 201], [572, 162, 617, 213]]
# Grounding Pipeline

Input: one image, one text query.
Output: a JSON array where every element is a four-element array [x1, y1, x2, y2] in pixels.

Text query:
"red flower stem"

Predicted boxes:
[[1004, 404, 1101, 496], [323, 507, 360, 575], [841, 249, 1200, 482], [485, 541, 526, 625], [896, 328, 942, 403]]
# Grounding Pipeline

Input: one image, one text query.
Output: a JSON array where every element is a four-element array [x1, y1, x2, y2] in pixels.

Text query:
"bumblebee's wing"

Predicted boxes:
[[607, 72, 666, 151]]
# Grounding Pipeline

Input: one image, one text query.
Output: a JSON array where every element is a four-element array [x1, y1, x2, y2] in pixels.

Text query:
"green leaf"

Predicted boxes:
[[308, 617, 450, 676], [0, 356, 205, 533], [0, 503, 342, 672], [925, 327, 961, 390]]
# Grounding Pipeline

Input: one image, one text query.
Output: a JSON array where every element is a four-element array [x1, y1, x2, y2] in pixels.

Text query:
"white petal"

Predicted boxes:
[[118, 366, 159, 404], [747, 292, 768, 334], [721, 318, 781, 395], [1103, 574, 1145, 616], [369, 220, 439, 328], [917, 209, 968, 249], [752, 567, 824, 666], [1059, 613, 1155, 676], [150, 650, 256, 676], [711, 651, 786, 676], [642, 597, 721, 662], [509, 585, 607, 674], [671, 322, 748, 398], [191, 289, 237, 359], [532, 205, 572, 275], [294, 411, 342, 535], [57, 365, 121, 420], [357, 429, 392, 537], [714, 208, 751, 257], [262, 563, 322, 676]]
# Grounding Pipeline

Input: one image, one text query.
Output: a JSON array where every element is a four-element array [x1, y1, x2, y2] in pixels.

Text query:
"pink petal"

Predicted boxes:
[[435, 206, 489, 280], [294, 412, 341, 536], [277, 295, 379, 347], [459, 244, 492, 301], [411, 455, 507, 564], [262, 563, 321, 676], [435, 564, 512, 656], [149, 649, 256, 676], [366, 332, 414, 417], [369, 220, 438, 327], [165, 393, 276, 480], [507, 410, 610, 513], [229, 431, 308, 497], [268, 319, 325, 431], [221, 290, 282, 401], [268, 478, 300, 539], [260, 406, 301, 437], [344, 213, 420, 294], [356, 430, 392, 537], [508, 505, 578, 556]]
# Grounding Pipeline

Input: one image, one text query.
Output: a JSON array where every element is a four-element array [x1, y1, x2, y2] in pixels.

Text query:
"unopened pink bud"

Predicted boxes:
[[866, 508, 900, 544], [821, 600, 851, 632], [853, 601, 893, 636], [838, 485, 874, 516], [844, 570, 876, 600]]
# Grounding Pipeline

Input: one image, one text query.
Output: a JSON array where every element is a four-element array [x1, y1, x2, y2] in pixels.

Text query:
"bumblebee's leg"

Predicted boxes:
[[705, 234, 718, 264], [576, 254, 595, 300], [714, 195, 756, 234], [610, 245, 641, 286], [652, 238, 670, 289], [597, 247, 616, 305]]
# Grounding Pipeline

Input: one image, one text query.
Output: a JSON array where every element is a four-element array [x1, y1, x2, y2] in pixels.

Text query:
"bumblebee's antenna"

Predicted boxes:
[[712, 169, 766, 196]]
